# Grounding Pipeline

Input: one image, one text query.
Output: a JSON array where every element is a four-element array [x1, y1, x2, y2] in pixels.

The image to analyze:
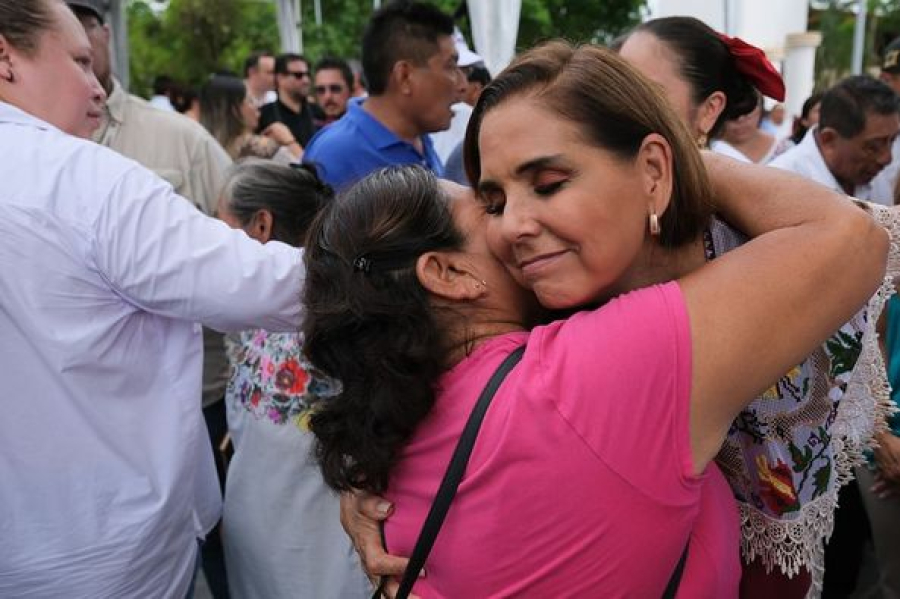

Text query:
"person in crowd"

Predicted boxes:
[[348, 57, 368, 97], [619, 16, 784, 150], [859, 294, 900, 599], [621, 19, 900, 597], [243, 51, 276, 108], [345, 23, 900, 598], [150, 73, 175, 111], [760, 102, 786, 135], [711, 93, 779, 163], [442, 59, 492, 185], [462, 63, 491, 107], [258, 52, 318, 148], [773, 76, 900, 599], [312, 56, 353, 126], [68, 4, 237, 594], [770, 75, 900, 201], [216, 159, 370, 599], [67, 0, 230, 215], [0, 2, 306, 597], [431, 28, 481, 165], [789, 92, 822, 146], [73, 7, 239, 596], [200, 73, 301, 163], [173, 84, 201, 121], [857, 48, 900, 599], [303, 0, 460, 189], [620, 19, 898, 596], [301, 47, 884, 598], [870, 38, 900, 206]]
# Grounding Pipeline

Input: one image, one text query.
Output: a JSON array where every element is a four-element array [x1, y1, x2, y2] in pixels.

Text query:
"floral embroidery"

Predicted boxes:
[[708, 217, 873, 586], [756, 455, 800, 515], [226, 330, 339, 427]]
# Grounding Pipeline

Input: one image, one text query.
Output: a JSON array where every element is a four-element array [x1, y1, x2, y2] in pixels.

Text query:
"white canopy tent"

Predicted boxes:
[[467, 0, 521, 76]]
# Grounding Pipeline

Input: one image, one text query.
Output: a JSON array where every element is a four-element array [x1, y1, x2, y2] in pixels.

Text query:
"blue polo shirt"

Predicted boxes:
[[303, 97, 444, 190]]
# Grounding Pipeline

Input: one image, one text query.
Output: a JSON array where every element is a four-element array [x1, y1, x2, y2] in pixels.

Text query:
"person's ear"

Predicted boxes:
[[416, 251, 485, 302], [0, 34, 16, 84], [817, 126, 839, 148], [696, 91, 727, 141], [247, 209, 274, 244], [636, 133, 674, 222], [392, 60, 415, 96]]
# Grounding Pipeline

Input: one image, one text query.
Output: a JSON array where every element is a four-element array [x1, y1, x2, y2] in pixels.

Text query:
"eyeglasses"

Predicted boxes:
[[315, 84, 346, 95], [285, 70, 310, 79]]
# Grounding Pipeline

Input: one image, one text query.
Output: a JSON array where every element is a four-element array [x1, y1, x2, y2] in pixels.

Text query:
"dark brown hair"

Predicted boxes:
[[303, 165, 465, 493], [630, 17, 759, 138], [464, 40, 712, 248]]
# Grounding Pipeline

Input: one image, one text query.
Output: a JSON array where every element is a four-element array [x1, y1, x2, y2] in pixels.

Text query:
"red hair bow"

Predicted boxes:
[[717, 33, 786, 102]]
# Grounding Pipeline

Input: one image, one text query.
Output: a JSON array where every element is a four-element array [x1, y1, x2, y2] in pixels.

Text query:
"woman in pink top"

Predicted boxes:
[[301, 43, 886, 598]]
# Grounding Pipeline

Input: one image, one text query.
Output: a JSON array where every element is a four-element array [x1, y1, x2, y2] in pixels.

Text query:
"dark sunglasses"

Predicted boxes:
[[315, 84, 346, 94], [285, 70, 310, 79]]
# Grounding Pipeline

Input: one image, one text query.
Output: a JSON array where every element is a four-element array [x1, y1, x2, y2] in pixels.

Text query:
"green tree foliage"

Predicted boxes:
[[297, 0, 457, 61], [127, 0, 280, 96], [811, 0, 900, 88], [517, 0, 645, 48], [126, 0, 645, 97]]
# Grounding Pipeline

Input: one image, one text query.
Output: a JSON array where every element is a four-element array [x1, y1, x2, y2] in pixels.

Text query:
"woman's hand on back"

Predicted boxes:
[[340, 490, 418, 598]]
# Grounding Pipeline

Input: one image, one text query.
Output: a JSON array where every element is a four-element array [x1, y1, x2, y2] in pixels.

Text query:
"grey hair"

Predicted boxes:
[[220, 158, 333, 246], [0, 0, 57, 57]]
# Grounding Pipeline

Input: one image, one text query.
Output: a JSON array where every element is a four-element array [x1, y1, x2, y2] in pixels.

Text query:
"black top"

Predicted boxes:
[[257, 98, 318, 147]]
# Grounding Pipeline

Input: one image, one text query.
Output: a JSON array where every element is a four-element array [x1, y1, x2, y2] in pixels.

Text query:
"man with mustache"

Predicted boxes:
[[313, 56, 353, 126]]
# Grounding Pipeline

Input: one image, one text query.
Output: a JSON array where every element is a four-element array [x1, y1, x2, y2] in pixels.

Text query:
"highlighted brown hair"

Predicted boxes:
[[464, 40, 712, 248]]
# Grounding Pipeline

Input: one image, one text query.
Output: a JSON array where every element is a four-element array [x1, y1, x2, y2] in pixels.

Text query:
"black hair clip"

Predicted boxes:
[[353, 255, 372, 273]]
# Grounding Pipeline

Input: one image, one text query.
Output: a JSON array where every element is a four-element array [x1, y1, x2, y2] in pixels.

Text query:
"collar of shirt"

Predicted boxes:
[[797, 126, 872, 199], [91, 78, 126, 145], [104, 78, 127, 125], [0, 101, 52, 130], [345, 97, 438, 159]]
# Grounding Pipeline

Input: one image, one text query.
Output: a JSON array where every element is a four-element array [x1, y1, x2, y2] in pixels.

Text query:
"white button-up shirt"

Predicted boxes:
[[769, 126, 872, 200], [0, 102, 304, 598], [869, 136, 900, 206]]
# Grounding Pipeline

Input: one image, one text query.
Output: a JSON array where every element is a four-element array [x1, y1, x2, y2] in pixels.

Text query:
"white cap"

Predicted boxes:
[[453, 28, 484, 68]]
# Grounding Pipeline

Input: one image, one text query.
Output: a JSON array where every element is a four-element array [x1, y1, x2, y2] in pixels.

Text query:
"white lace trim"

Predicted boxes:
[[741, 203, 900, 599]]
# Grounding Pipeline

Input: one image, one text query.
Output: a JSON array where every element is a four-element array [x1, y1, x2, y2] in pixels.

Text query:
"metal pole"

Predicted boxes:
[[851, 0, 867, 74], [314, 0, 322, 26], [295, 0, 303, 54], [373, 0, 381, 9], [723, 0, 729, 35], [109, 0, 129, 90]]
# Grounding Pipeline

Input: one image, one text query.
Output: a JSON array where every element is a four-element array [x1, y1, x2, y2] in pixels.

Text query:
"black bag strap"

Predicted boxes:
[[382, 342, 690, 599], [662, 542, 690, 599], [390, 345, 526, 599]]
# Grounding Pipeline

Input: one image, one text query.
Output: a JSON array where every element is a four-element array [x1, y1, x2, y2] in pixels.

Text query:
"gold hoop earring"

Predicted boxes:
[[649, 212, 661, 236]]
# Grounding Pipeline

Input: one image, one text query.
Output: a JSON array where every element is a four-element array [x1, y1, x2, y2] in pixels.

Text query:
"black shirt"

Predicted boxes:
[[257, 98, 318, 147]]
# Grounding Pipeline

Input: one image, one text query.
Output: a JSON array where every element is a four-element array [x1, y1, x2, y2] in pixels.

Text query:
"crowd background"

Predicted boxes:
[[4, 0, 900, 598]]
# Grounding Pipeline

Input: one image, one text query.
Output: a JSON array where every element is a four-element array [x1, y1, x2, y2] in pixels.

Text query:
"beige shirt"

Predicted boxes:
[[93, 78, 233, 406], [93, 78, 232, 215]]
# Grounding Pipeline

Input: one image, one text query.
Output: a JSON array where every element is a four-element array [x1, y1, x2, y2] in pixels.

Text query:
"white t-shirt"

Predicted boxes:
[[769, 126, 872, 199]]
